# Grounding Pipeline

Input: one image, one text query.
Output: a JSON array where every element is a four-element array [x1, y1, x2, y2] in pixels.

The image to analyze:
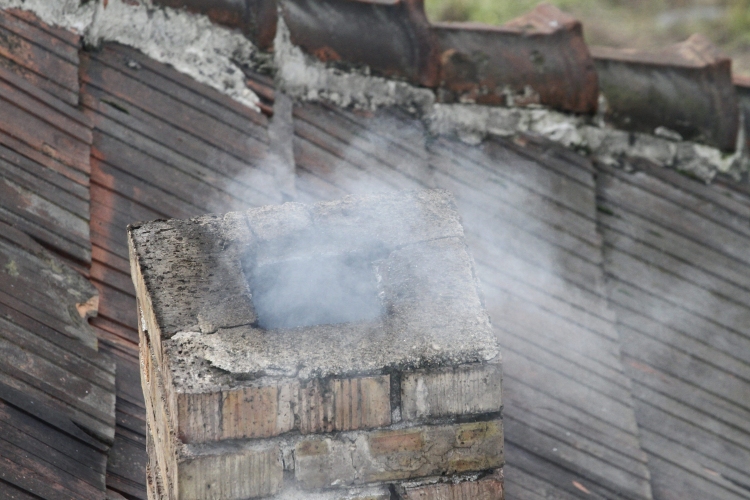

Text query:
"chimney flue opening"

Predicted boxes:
[[246, 251, 384, 330]]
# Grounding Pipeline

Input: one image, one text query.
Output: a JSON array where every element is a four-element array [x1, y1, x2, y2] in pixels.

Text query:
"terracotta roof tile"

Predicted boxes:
[[591, 35, 739, 151], [280, 0, 440, 87], [152, 0, 277, 50], [434, 4, 598, 113]]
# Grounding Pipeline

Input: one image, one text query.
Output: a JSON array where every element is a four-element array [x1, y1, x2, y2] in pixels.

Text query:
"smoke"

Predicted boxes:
[[205, 84, 655, 497], [246, 247, 385, 330]]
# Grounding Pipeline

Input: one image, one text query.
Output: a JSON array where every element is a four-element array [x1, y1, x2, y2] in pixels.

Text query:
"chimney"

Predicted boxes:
[[128, 189, 504, 499]]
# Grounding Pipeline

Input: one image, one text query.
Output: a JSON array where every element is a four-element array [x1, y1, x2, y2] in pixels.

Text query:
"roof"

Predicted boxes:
[[0, 2, 749, 500]]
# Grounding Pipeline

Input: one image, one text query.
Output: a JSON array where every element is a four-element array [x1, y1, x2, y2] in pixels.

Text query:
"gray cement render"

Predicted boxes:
[[129, 190, 499, 389]]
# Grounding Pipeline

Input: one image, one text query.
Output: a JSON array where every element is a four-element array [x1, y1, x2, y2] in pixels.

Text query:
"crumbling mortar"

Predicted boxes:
[[425, 103, 749, 183], [0, 0, 263, 111], [273, 14, 435, 115], [179, 345, 499, 395], [269, 9, 749, 185], [9, 0, 739, 186]]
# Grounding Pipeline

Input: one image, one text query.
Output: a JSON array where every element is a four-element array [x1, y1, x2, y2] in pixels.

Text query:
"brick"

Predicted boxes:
[[295, 420, 503, 490], [591, 34, 739, 151], [402, 362, 502, 421], [143, 323, 390, 443], [221, 382, 297, 440], [172, 382, 299, 443], [277, 485, 392, 500], [179, 446, 282, 500], [141, 333, 178, 498], [146, 423, 168, 500], [433, 4, 598, 114], [279, 0, 439, 87], [299, 375, 391, 433], [400, 471, 504, 499], [141, 336, 284, 500]]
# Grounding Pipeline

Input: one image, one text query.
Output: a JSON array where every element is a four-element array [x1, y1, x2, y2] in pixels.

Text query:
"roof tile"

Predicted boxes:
[[280, 0, 440, 87], [592, 34, 739, 151], [433, 4, 599, 113]]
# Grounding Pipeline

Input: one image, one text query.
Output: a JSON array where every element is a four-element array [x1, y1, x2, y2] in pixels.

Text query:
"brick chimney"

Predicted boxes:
[[129, 189, 504, 499]]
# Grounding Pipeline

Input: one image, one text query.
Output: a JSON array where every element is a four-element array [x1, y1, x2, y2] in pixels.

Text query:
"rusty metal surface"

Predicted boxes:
[[433, 4, 598, 114], [592, 34, 739, 152], [152, 0, 277, 50], [279, 0, 440, 87]]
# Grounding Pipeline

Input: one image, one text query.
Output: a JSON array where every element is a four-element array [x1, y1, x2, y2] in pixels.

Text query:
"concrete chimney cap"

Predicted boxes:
[[129, 188, 498, 388]]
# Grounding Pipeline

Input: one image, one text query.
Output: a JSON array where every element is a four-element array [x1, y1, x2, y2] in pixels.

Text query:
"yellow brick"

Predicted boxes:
[[401, 471, 504, 500], [299, 375, 391, 434]]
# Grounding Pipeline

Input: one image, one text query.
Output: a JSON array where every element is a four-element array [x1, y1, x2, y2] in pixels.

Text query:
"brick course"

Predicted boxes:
[[295, 420, 503, 489], [402, 362, 502, 421], [399, 472, 504, 500]]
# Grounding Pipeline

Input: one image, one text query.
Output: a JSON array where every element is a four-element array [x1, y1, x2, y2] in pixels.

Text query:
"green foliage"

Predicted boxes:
[[727, 0, 750, 44], [425, 0, 651, 25]]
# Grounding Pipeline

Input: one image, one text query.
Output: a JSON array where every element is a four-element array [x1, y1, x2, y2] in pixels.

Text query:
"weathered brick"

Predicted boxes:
[[143, 321, 393, 444], [172, 382, 298, 444], [141, 331, 178, 498], [299, 375, 391, 433], [295, 420, 503, 490], [141, 332, 284, 500], [402, 362, 502, 421], [179, 446, 283, 500], [400, 471, 504, 499], [220, 382, 298, 440], [146, 423, 169, 500], [177, 391, 223, 442]]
